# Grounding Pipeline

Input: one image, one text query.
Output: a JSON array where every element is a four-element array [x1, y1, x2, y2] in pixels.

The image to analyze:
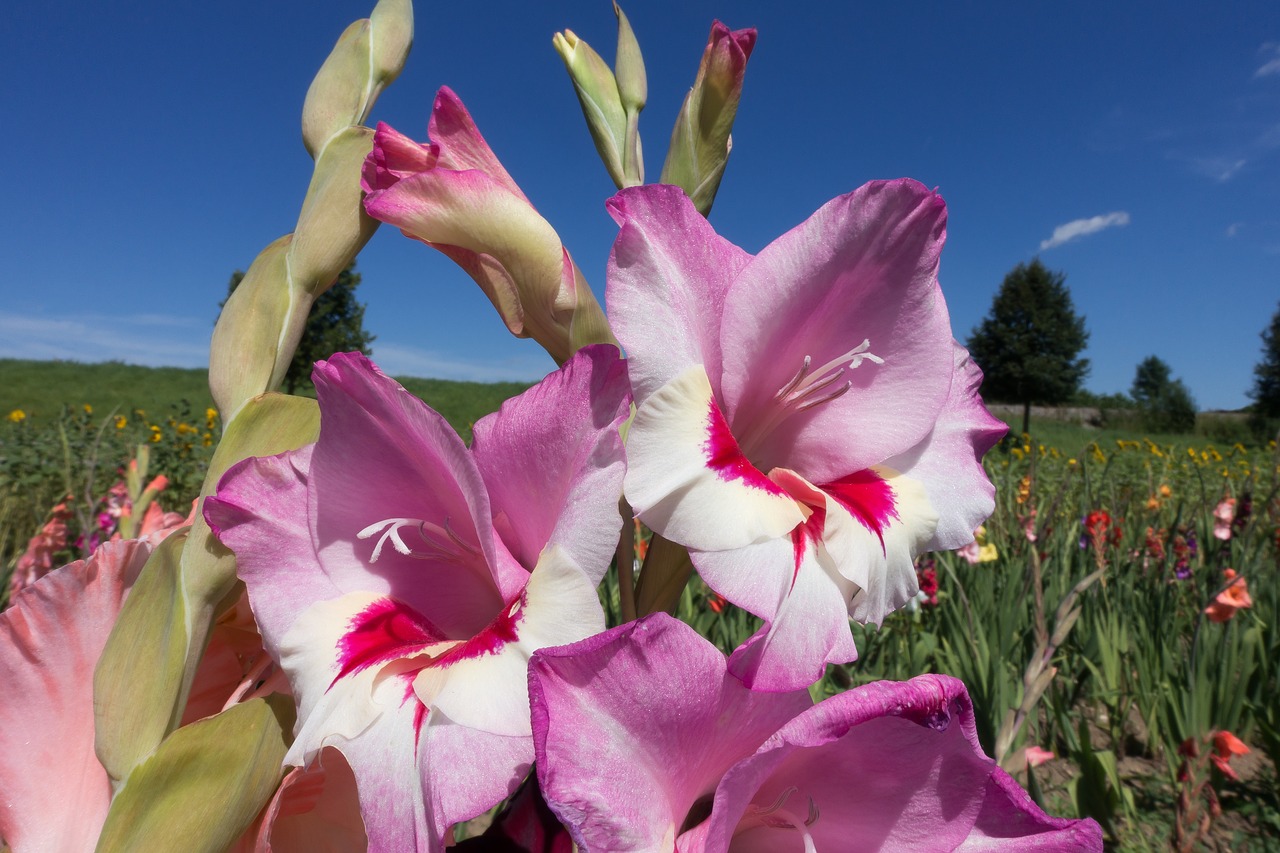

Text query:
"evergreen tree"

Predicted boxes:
[[221, 263, 374, 393], [1249, 301, 1280, 437], [1131, 355, 1196, 434], [966, 259, 1090, 436]]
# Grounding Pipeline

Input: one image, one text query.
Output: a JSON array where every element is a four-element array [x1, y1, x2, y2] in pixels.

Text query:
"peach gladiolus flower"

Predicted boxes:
[[1025, 745, 1056, 768], [1204, 569, 1252, 622]]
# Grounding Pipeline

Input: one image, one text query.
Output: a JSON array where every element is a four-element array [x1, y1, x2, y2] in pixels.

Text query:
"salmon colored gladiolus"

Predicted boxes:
[[1204, 569, 1252, 622]]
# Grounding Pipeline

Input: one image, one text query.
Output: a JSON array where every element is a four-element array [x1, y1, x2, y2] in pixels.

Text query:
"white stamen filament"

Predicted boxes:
[[738, 339, 884, 456], [357, 517, 479, 563]]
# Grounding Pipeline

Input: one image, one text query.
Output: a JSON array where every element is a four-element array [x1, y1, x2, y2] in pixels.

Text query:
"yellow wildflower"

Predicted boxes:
[[114, 415, 127, 430], [149, 424, 162, 443], [83, 404, 93, 414], [7, 409, 26, 423]]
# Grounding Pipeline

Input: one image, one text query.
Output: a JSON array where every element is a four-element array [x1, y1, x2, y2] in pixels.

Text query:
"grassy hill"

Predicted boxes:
[[0, 358, 530, 442]]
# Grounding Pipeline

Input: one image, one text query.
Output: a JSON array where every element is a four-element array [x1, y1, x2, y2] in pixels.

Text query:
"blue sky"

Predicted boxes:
[[2, 1, 1278, 410]]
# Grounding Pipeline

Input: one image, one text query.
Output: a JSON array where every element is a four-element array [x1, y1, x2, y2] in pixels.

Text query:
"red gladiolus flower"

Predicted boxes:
[[1210, 730, 1249, 780]]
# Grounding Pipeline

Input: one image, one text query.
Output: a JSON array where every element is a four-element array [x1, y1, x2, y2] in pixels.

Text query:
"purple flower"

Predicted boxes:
[[205, 347, 631, 851], [607, 182, 1005, 689], [530, 613, 1101, 851]]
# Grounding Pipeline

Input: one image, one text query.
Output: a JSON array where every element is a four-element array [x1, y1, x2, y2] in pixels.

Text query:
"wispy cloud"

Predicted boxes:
[[0, 311, 210, 367], [1177, 154, 1249, 182], [0, 312, 564, 385], [1256, 42, 1280, 78], [1039, 212, 1131, 251], [372, 342, 555, 384]]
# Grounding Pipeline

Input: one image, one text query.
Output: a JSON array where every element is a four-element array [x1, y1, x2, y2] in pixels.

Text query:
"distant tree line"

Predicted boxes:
[[966, 258, 1280, 441]]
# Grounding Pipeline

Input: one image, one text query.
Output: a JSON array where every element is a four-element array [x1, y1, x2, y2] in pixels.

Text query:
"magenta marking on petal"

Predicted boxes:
[[821, 470, 900, 553], [402, 673, 429, 750], [331, 598, 446, 688], [704, 395, 785, 494], [789, 506, 826, 591], [429, 592, 525, 668]]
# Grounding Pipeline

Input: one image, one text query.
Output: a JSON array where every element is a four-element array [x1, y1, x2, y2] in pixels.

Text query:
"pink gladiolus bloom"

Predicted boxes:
[[530, 613, 1101, 852], [608, 182, 1005, 689], [205, 347, 631, 852], [362, 88, 610, 365], [1212, 497, 1236, 541]]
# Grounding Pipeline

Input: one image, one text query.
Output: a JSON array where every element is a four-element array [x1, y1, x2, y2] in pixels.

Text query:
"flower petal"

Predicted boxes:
[[419, 546, 605, 738], [711, 530, 861, 692], [471, 344, 631, 584], [428, 87, 528, 201], [205, 446, 341, 662], [625, 365, 805, 552], [884, 341, 1007, 550], [816, 467, 938, 625], [309, 353, 523, 632], [606, 184, 752, 403], [237, 748, 366, 852], [363, 168, 579, 363], [0, 539, 150, 853], [277, 591, 441, 851], [698, 675, 1102, 852], [530, 614, 810, 852], [719, 179, 954, 482]]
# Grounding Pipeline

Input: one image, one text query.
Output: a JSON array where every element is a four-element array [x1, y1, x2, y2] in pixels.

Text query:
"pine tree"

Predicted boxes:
[[1249, 301, 1280, 437], [966, 259, 1090, 436], [221, 263, 374, 394]]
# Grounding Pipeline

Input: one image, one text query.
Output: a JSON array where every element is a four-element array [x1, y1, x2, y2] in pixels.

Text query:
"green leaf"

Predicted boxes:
[[94, 697, 294, 853]]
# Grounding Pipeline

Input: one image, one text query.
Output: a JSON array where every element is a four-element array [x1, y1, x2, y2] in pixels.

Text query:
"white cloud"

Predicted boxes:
[[0, 311, 210, 367], [1226, 222, 1243, 238], [1039, 211, 1131, 251], [1256, 43, 1280, 77]]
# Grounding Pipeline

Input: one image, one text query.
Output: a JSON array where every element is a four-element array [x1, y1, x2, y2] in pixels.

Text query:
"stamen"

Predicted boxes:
[[735, 339, 885, 459], [774, 356, 812, 401], [736, 787, 820, 853], [357, 517, 477, 563]]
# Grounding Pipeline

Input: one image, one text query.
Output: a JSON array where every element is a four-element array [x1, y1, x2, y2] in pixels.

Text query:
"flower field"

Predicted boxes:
[[4, 381, 1276, 848], [656, 432, 1280, 848]]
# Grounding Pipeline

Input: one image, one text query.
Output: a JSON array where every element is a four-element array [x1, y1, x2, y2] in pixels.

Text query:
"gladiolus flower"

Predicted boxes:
[[957, 526, 998, 565], [1212, 498, 1236, 541], [608, 182, 1005, 690], [1209, 730, 1249, 781], [362, 88, 613, 365], [1204, 569, 1252, 622], [1025, 745, 1056, 768], [530, 613, 1101, 851], [206, 347, 631, 851]]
